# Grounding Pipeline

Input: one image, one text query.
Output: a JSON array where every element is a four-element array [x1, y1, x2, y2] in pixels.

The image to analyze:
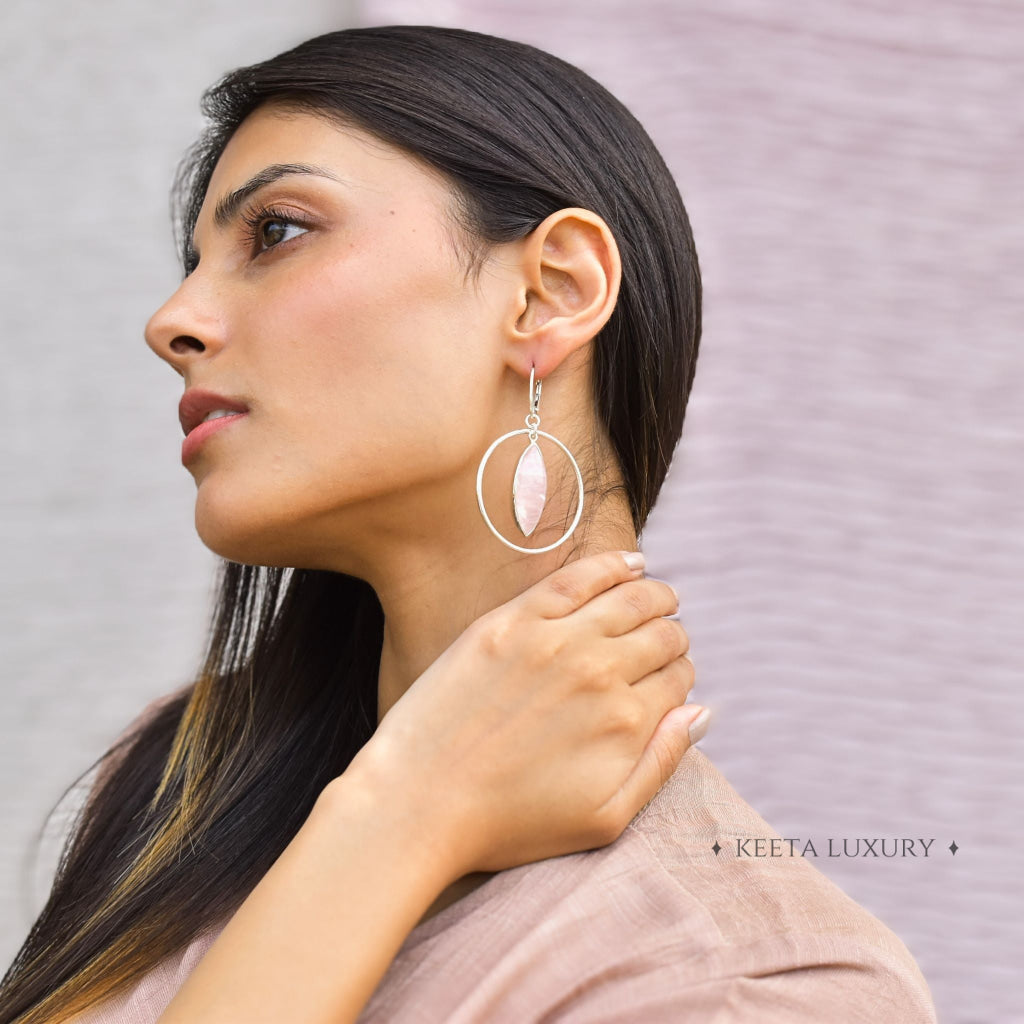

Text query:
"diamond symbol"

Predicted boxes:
[[949, 841, 958, 855], [712, 841, 721, 855]]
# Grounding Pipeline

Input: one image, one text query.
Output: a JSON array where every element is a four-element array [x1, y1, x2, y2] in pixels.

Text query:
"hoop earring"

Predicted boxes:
[[475, 363, 585, 554]]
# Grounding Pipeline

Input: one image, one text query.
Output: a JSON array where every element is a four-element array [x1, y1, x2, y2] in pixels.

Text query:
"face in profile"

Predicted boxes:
[[144, 104, 529, 575]]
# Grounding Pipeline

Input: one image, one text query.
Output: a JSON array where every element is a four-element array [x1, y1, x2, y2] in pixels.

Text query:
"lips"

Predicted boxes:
[[179, 388, 250, 437]]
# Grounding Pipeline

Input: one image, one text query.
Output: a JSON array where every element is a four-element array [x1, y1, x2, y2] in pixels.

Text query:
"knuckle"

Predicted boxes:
[[621, 583, 652, 618], [540, 626, 571, 663], [655, 617, 684, 657], [677, 621, 690, 651], [472, 609, 518, 658], [547, 571, 587, 608], [607, 699, 644, 735], [676, 653, 696, 683], [572, 650, 612, 690], [668, 657, 694, 701]]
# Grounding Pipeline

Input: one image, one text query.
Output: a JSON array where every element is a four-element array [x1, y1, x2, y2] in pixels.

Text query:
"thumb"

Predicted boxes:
[[609, 704, 713, 825]]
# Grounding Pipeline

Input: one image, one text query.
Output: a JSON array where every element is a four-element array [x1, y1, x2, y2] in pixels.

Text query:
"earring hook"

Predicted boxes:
[[530, 363, 542, 416]]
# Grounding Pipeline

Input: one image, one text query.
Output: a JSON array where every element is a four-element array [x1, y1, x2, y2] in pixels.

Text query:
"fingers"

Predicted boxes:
[[600, 612, 689, 691], [579, 576, 681, 638], [597, 702, 711, 837], [522, 550, 648, 619], [604, 649, 694, 761], [521, 549, 680, 643], [630, 651, 696, 712]]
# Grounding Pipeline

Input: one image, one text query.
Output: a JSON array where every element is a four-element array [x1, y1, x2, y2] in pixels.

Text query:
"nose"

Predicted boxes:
[[144, 276, 228, 379]]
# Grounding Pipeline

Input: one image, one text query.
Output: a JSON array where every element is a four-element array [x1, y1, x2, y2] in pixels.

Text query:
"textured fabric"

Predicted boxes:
[[71, 738, 937, 1022]]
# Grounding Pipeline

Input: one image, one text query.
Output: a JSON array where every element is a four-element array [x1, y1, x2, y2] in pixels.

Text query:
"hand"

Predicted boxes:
[[344, 550, 705, 877]]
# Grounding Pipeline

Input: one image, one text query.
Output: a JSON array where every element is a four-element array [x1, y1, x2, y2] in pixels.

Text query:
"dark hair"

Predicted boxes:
[[0, 24, 700, 1023]]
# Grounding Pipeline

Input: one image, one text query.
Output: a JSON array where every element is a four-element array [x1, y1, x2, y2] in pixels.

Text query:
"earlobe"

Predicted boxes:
[[508, 207, 621, 375]]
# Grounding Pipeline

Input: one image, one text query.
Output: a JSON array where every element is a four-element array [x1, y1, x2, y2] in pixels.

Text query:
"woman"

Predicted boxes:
[[0, 25, 936, 1024]]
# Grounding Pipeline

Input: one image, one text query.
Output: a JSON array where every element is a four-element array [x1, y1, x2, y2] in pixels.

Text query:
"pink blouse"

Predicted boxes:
[[70, 727, 937, 1022]]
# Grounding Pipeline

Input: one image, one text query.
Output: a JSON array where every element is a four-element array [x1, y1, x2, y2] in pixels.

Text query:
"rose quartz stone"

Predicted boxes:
[[513, 441, 547, 537]]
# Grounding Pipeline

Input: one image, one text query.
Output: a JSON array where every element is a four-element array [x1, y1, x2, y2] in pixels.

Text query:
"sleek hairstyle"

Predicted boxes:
[[0, 24, 701, 1023]]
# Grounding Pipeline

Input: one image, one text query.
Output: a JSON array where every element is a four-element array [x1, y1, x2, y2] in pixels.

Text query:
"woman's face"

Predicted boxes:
[[145, 104, 525, 574]]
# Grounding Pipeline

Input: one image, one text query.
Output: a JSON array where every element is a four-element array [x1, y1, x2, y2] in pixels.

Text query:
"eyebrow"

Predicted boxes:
[[189, 162, 347, 256]]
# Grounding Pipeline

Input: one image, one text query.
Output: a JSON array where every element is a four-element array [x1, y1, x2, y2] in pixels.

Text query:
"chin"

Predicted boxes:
[[194, 488, 300, 568]]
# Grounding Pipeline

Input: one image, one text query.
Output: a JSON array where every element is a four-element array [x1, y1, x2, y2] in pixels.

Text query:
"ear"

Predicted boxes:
[[506, 208, 622, 380]]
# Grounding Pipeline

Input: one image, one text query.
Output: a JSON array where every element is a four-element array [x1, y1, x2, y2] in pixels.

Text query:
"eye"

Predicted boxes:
[[240, 203, 311, 256]]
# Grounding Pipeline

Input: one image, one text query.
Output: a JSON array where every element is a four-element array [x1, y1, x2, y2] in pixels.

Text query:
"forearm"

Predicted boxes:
[[155, 774, 458, 1024]]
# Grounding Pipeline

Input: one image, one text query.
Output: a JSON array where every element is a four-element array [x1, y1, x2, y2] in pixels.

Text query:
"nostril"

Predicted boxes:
[[169, 336, 205, 354]]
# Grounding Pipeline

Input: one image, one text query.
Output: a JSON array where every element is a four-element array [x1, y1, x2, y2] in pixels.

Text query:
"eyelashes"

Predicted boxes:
[[182, 201, 314, 276], [238, 202, 312, 257]]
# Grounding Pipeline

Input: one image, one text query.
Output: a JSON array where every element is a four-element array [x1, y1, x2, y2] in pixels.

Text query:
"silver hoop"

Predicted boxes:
[[476, 427, 585, 554]]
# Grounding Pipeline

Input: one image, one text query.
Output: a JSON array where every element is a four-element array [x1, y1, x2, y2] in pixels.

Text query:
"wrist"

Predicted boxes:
[[317, 763, 471, 891]]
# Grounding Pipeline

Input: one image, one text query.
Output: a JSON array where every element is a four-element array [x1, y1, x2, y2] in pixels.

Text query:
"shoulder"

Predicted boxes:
[[128, 682, 194, 733], [587, 746, 939, 1022], [108, 681, 193, 753], [370, 748, 937, 1023], [359, 746, 941, 1024], [85, 682, 193, 803], [63, 919, 226, 1024]]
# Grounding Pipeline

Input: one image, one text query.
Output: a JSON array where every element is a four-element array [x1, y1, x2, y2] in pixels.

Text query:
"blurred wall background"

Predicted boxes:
[[0, 0, 356, 964], [2, 2, 1020, 1022]]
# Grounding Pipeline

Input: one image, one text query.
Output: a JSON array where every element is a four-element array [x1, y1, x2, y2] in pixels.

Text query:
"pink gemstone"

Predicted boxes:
[[512, 441, 547, 537]]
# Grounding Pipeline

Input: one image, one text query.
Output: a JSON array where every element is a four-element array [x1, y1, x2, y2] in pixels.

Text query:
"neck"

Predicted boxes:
[[371, 492, 637, 727]]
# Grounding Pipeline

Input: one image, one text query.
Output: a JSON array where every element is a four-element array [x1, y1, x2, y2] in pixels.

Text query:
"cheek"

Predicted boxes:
[[247, 249, 484, 474], [306, 239, 483, 399]]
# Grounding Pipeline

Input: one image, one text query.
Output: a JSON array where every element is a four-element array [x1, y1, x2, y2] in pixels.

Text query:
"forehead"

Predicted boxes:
[[198, 104, 452, 223]]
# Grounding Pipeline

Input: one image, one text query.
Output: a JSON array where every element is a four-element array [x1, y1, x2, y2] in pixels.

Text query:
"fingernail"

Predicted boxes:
[[622, 551, 645, 571], [668, 583, 679, 605], [688, 706, 712, 745]]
